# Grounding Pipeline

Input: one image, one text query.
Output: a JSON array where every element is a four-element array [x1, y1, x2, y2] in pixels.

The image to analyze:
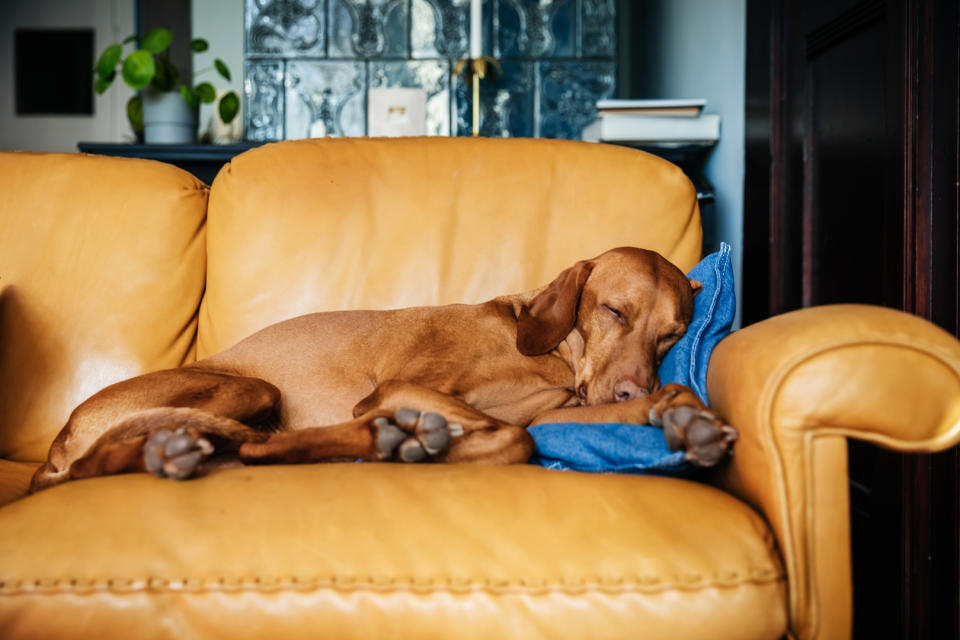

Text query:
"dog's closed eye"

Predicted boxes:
[[601, 303, 627, 325]]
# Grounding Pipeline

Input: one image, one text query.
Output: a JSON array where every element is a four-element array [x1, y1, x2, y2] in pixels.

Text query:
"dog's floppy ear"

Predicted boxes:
[[516, 260, 594, 356], [689, 279, 703, 296]]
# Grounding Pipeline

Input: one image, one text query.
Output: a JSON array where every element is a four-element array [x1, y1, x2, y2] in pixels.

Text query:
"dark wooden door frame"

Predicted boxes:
[[744, 0, 959, 637], [898, 2, 959, 637]]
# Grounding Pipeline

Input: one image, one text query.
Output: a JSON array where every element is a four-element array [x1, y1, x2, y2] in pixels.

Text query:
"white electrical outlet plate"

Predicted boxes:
[[367, 88, 427, 137]]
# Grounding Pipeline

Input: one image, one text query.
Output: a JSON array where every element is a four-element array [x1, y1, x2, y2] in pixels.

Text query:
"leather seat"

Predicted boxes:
[[0, 464, 785, 639]]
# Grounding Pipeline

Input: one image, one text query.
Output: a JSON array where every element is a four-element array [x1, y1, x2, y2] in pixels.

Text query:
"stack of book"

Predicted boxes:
[[581, 99, 719, 145]]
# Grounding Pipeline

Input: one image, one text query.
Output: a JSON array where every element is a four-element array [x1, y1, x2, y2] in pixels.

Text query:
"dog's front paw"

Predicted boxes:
[[143, 427, 214, 480], [372, 408, 464, 462], [653, 405, 737, 467]]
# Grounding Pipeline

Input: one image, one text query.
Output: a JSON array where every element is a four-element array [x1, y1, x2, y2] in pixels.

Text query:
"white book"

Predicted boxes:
[[596, 98, 707, 109], [595, 98, 707, 116], [582, 113, 720, 144]]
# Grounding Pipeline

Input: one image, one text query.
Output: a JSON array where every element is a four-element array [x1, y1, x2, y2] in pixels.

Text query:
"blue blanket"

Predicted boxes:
[[529, 243, 735, 474]]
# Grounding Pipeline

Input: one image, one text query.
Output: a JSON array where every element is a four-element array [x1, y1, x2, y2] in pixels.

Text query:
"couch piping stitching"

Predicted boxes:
[[0, 571, 783, 597]]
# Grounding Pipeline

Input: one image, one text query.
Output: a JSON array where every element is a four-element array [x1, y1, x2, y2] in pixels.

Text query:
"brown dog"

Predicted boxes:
[[30, 247, 737, 493]]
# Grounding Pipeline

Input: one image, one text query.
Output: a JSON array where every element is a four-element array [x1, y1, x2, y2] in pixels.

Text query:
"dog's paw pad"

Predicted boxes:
[[394, 407, 421, 428], [398, 437, 427, 462], [165, 450, 207, 480], [144, 429, 172, 475], [662, 407, 737, 468], [421, 411, 447, 431], [419, 412, 450, 455], [143, 427, 212, 480], [372, 408, 459, 462], [374, 417, 408, 458]]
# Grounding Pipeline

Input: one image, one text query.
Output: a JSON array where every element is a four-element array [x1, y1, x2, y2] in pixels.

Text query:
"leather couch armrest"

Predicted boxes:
[[706, 304, 960, 640]]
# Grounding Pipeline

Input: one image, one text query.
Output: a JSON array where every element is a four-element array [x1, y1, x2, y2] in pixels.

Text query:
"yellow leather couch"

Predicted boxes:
[[1, 138, 958, 640]]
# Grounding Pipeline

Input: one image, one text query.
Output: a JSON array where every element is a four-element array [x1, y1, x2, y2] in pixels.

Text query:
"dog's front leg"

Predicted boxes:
[[529, 383, 738, 467], [240, 382, 535, 466]]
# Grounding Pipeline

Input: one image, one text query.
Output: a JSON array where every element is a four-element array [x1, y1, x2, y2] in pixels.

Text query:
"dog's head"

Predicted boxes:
[[516, 247, 701, 405]]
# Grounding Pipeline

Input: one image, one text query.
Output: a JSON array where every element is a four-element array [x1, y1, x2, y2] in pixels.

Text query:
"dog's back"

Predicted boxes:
[[197, 298, 577, 429]]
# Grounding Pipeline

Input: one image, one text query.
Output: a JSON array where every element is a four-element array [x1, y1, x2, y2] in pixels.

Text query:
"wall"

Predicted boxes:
[[191, 0, 243, 136], [0, 0, 135, 152], [620, 0, 746, 326]]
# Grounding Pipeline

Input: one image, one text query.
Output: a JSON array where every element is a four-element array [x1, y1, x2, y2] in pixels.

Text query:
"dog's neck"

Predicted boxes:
[[554, 329, 585, 381]]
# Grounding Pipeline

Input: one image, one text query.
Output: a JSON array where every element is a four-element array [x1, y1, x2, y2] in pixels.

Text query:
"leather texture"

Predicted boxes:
[[0, 460, 39, 507], [198, 137, 702, 357], [0, 152, 208, 462], [706, 304, 960, 640], [0, 463, 786, 640]]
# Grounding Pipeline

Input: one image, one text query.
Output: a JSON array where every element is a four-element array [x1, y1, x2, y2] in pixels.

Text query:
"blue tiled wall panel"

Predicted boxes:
[[243, 0, 615, 141], [245, 59, 286, 141], [286, 61, 367, 138], [411, 0, 474, 59], [454, 61, 533, 137], [579, 0, 615, 57], [246, 0, 325, 57], [371, 60, 451, 135], [494, 0, 574, 59], [539, 60, 615, 138], [329, 0, 408, 58]]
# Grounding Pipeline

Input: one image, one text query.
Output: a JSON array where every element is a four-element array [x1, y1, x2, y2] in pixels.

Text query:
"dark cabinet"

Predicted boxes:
[[744, 0, 960, 637]]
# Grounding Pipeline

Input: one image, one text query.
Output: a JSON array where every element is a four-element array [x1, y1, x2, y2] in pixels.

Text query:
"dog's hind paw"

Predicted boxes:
[[660, 406, 738, 467], [372, 408, 463, 462], [143, 427, 214, 480]]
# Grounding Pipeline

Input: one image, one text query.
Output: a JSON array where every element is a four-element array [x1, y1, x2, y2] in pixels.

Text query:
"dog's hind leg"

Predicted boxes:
[[30, 407, 272, 491], [31, 369, 284, 493]]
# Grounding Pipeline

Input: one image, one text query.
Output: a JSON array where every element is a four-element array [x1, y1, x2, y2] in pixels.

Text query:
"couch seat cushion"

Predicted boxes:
[[0, 464, 786, 640], [200, 138, 703, 357], [0, 460, 40, 508]]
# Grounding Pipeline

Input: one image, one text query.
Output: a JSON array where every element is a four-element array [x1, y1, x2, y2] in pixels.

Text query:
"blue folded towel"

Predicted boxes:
[[529, 243, 735, 474]]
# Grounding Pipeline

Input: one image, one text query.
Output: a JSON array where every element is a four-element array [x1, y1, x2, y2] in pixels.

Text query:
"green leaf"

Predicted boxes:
[[121, 50, 155, 90], [190, 38, 209, 53], [180, 84, 200, 109], [94, 70, 115, 94], [122, 34, 139, 45], [140, 28, 172, 54], [126, 95, 144, 135], [194, 82, 216, 103], [218, 91, 239, 124], [150, 58, 179, 92], [214, 58, 231, 82], [95, 44, 122, 77]]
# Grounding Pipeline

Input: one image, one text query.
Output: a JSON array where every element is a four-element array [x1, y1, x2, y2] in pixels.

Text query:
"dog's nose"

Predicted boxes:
[[614, 377, 649, 402]]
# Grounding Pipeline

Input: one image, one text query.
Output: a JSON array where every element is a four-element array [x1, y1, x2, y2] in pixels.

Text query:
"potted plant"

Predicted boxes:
[[94, 28, 239, 144]]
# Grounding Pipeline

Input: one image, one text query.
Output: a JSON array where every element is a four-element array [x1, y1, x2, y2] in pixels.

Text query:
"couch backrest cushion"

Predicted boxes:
[[199, 137, 701, 357], [0, 152, 207, 461]]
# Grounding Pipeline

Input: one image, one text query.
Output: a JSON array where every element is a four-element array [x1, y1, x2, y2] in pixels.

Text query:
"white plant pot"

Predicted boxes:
[[142, 91, 198, 144]]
